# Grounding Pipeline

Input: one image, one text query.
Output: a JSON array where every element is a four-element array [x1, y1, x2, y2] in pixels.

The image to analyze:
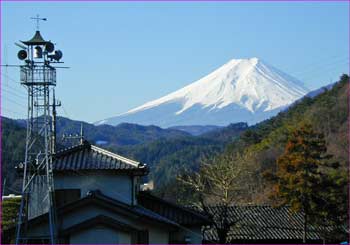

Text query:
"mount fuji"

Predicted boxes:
[[96, 58, 309, 127]]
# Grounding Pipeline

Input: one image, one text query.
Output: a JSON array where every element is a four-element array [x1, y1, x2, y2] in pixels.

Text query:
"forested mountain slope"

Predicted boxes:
[[1, 117, 27, 193], [198, 74, 349, 204], [1, 117, 247, 194]]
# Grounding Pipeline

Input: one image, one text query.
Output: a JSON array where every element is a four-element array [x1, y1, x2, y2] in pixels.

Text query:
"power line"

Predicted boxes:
[[0, 71, 21, 84], [2, 87, 27, 101], [0, 72, 28, 104], [2, 96, 27, 109], [60, 104, 72, 119], [301, 60, 349, 82], [2, 81, 26, 95], [299, 58, 349, 77], [0, 107, 26, 117], [290, 55, 349, 77]]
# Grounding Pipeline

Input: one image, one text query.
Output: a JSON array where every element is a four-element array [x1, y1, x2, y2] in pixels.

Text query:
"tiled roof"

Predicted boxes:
[[138, 191, 211, 226], [52, 141, 148, 174], [85, 190, 179, 228], [27, 190, 179, 229], [203, 205, 326, 242]]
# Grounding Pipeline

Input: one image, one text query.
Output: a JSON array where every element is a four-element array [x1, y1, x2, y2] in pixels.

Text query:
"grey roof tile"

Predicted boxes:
[[203, 205, 326, 242], [52, 141, 148, 174]]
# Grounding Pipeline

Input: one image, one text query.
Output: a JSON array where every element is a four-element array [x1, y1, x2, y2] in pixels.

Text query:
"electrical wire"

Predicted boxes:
[[60, 105, 71, 119], [2, 97, 27, 109], [0, 71, 21, 84], [2, 87, 27, 101], [0, 107, 26, 117], [289, 55, 349, 77]]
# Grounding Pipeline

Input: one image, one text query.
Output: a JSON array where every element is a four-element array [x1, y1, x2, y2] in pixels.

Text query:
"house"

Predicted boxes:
[[15, 140, 210, 244]]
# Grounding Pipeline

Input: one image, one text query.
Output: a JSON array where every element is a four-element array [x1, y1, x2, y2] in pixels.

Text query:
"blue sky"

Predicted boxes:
[[1, 1, 349, 123]]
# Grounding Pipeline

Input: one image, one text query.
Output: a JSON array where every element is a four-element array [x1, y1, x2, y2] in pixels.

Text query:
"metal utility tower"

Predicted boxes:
[[15, 17, 64, 245]]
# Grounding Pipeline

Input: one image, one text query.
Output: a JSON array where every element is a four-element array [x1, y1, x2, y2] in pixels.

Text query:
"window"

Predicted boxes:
[[54, 189, 81, 207]]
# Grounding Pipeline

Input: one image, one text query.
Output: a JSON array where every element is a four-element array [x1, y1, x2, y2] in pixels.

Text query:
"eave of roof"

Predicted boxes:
[[138, 191, 211, 226], [15, 141, 149, 175], [60, 215, 140, 236], [21, 31, 48, 45], [27, 190, 179, 230]]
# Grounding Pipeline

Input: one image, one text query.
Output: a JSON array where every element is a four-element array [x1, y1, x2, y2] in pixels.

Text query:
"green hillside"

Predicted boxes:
[[1, 117, 27, 193], [183, 74, 349, 204], [1, 117, 247, 194]]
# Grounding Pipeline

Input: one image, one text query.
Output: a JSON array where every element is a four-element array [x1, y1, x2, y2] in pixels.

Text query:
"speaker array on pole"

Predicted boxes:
[[48, 50, 63, 61], [45, 42, 54, 53], [17, 42, 63, 61], [17, 50, 28, 60]]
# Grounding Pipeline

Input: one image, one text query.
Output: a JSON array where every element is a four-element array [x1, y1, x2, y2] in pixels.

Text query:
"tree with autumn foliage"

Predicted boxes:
[[265, 124, 347, 243]]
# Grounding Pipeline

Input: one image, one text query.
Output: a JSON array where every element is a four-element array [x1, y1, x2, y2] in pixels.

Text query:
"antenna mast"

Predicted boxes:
[[15, 16, 63, 245]]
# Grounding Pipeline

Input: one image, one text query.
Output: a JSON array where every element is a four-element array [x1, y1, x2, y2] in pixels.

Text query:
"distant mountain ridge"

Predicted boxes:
[[7, 116, 191, 148], [55, 117, 191, 147], [169, 125, 222, 136], [96, 58, 308, 127]]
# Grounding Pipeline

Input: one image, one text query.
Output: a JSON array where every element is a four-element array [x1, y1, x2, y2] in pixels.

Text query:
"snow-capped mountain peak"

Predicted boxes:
[[96, 58, 308, 127]]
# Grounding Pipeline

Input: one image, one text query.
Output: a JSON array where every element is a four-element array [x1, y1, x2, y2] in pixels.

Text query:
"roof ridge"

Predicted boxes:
[[54, 142, 90, 157], [90, 145, 142, 167], [52, 142, 148, 174]]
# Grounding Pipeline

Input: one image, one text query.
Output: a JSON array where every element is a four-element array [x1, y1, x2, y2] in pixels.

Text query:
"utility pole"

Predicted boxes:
[[62, 123, 85, 145], [52, 90, 61, 154]]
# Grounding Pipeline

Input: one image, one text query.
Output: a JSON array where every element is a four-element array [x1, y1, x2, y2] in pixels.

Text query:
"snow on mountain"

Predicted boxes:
[[96, 58, 309, 127]]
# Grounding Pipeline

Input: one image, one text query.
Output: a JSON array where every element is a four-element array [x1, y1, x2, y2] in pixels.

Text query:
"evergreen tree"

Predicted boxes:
[[266, 124, 346, 243]]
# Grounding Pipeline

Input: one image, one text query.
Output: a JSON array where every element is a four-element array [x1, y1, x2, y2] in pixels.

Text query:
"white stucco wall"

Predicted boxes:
[[54, 173, 133, 204], [28, 173, 135, 219], [69, 225, 131, 244]]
